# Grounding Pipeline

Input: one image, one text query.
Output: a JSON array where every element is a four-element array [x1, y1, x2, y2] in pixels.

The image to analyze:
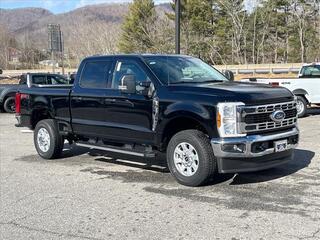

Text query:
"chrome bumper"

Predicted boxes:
[[211, 127, 299, 158]]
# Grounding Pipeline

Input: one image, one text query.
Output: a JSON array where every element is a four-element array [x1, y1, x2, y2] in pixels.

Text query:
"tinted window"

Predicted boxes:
[[112, 61, 149, 92], [32, 75, 47, 84], [80, 61, 112, 88]]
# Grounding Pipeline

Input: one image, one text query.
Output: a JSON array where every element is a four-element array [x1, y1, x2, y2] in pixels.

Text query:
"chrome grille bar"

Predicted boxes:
[[238, 101, 298, 133]]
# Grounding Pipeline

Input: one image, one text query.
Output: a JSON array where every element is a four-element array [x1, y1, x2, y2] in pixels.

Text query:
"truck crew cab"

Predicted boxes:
[[16, 54, 299, 186]]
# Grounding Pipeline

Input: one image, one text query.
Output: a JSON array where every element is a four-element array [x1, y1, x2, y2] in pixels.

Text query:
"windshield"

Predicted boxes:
[[143, 56, 228, 84]]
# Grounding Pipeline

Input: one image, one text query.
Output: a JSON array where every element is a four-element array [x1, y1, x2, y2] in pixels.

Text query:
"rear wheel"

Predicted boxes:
[[296, 96, 307, 117], [3, 96, 15, 113], [167, 130, 216, 187], [34, 119, 64, 159]]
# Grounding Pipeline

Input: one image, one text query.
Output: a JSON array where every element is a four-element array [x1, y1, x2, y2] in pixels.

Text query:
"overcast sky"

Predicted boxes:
[[0, 0, 172, 13]]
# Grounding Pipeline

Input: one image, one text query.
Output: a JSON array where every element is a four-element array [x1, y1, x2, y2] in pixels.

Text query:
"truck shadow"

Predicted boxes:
[[91, 151, 169, 173], [88, 148, 313, 186], [227, 149, 314, 185]]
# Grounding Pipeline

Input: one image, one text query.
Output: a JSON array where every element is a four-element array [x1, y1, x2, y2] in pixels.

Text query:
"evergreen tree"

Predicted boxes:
[[118, 0, 156, 53]]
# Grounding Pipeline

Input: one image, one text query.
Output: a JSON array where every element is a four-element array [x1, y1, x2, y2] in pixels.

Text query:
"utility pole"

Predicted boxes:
[[51, 50, 55, 73], [175, 0, 181, 54], [60, 31, 64, 75]]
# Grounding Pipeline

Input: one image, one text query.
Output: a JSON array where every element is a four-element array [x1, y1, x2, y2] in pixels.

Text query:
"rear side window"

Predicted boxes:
[[47, 75, 69, 84], [80, 61, 112, 88], [32, 75, 47, 84]]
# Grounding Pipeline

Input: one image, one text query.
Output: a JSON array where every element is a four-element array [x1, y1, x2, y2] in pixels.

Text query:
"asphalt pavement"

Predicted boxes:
[[1, 110, 320, 240]]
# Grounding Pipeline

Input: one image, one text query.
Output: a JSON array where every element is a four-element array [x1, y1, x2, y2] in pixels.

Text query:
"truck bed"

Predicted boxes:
[[19, 86, 72, 127]]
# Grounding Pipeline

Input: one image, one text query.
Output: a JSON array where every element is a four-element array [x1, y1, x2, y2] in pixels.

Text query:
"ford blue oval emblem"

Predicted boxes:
[[270, 110, 286, 122]]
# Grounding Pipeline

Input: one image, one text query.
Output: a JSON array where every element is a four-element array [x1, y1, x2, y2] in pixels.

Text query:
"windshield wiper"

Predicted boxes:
[[170, 81, 196, 84], [201, 79, 226, 83], [170, 80, 226, 85]]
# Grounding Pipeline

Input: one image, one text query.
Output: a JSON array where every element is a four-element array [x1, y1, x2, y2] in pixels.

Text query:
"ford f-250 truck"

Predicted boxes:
[[241, 63, 320, 117], [15, 54, 299, 186]]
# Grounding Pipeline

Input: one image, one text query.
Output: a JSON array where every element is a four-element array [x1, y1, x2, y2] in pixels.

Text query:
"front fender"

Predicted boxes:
[[156, 101, 215, 139], [164, 101, 210, 120]]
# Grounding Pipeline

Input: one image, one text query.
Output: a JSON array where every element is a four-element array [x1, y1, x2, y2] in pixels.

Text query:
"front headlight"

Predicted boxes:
[[217, 102, 246, 137]]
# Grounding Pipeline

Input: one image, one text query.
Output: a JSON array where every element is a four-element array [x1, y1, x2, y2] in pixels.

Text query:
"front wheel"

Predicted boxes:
[[3, 96, 15, 113], [34, 119, 64, 159], [296, 96, 307, 118], [167, 130, 217, 187]]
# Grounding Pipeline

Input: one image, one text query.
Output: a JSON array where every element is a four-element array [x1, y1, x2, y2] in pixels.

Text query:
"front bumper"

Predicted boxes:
[[211, 127, 299, 173]]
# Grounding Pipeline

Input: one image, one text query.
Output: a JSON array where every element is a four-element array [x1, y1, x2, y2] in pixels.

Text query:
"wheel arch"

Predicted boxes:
[[31, 108, 53, 129], [292, 89, 310, 103], [157, 114, 211, 151], [0, 89, 17, 105]]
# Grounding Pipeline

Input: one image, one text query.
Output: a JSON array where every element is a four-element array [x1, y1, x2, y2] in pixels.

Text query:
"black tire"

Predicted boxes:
[[34, 119, 64, 159], [167, 130, 216, 187], [296, 96, 307, 118], [3, 96, 15, 113]]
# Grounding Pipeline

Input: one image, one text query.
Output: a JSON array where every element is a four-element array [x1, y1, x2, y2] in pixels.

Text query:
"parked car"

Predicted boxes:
[[15, 54, 299, 186], [241, 63, 320, 117], [0, 73, 71, 113]]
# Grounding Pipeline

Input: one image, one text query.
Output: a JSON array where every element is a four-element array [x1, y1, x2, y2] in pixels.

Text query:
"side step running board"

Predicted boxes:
[[75, 142, 155, 158]]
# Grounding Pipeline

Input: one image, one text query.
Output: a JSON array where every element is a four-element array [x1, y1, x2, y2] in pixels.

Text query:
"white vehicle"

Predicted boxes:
[[241, 63, 320, 117]]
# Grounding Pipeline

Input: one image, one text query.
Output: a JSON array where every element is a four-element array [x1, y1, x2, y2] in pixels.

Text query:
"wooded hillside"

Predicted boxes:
[[0, 0, 319, 69]]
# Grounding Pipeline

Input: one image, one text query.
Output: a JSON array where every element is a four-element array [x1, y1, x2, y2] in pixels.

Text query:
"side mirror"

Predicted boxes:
[[139, 81, 151, 88], [224, 70, 234, 81], [119, 74, 136, 94]]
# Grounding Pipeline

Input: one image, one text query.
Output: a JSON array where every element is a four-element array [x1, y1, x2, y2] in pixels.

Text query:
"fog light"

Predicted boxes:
[[222, 144, 246, 153]]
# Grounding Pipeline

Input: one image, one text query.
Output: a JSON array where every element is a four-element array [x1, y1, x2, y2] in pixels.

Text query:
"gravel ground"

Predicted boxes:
[[1, 110, 320, 240]]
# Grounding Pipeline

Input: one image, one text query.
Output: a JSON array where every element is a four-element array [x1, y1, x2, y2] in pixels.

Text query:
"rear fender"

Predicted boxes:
[[0, 88, 18, 103]]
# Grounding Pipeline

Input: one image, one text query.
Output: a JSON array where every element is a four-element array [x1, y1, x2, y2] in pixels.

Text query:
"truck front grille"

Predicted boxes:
[[239, 101, 298, 133]]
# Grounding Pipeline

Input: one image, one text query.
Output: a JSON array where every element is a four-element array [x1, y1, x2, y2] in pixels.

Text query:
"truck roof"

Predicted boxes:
[[302, 62, 320, 66], [83, 54, 192, 61]]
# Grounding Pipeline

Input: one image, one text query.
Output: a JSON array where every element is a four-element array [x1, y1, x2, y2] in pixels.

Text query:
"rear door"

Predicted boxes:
[[70, 59, 115, 137]]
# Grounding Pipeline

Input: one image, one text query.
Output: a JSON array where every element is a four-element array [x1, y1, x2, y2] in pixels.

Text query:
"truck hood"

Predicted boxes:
[[167, 81, 294, 105]]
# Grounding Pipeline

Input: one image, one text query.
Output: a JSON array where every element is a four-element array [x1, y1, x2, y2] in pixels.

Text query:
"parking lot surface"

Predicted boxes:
[[1, 111, 320, 240]]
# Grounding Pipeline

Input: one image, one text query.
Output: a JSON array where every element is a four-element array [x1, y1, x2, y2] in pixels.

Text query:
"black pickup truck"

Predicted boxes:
[[0, 73, 70, 113], [16, 54, 299, 186]]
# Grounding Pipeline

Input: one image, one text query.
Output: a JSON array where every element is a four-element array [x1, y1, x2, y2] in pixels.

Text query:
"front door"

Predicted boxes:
[[103, 58, 155, 145]]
